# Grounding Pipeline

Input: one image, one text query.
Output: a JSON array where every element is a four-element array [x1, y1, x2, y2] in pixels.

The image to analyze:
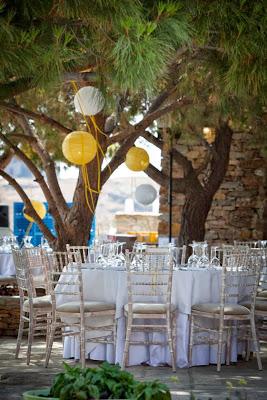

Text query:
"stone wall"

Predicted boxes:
[[159, 131, 267, 243], [0, 296, 20, 336]]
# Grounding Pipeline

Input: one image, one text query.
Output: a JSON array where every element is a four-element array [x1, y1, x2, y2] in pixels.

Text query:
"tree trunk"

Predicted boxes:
[[177, 121, 233, 246], [47, 115, 107, 251], [178, 190, 212, 245]]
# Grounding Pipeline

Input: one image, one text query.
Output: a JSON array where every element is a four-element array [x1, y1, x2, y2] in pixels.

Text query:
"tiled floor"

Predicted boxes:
[[0, 337, 266, 399]]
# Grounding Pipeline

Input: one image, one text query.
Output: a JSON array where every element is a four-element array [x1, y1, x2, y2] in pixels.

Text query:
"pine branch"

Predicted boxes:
[[0, 131, 66, 233], [0, 78, 33, 101], [0, 102, 72, 136], [205, 122, 233, 196], [14, 114, 69, 214], [172, 148, 194, 176], [145, 164, 168, 186], [141, 131, 163, 150], [107, 96, 192, 146], [0, 148, 14, 169], [0, 169, 55, 243], [146, 164, 187, 193]]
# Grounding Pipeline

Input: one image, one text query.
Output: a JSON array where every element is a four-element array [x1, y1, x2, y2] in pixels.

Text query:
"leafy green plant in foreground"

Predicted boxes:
[[49, 362, 171, 400]]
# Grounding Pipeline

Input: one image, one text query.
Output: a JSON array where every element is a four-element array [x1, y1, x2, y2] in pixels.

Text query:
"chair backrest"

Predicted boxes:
[[250, 248, 267, 292], [125, 249, 173, 306], [220, 250, 261, 314], [43, 251, 83, 308], [23, 247, 49, 294], [66, 244, 93, 263], [12, 248, 35, 305], [234, 240, 258, 248]]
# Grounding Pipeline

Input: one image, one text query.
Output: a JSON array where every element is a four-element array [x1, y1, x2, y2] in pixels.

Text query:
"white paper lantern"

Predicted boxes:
[[135, 184, 157, 206], [74, 86, 105, 115]]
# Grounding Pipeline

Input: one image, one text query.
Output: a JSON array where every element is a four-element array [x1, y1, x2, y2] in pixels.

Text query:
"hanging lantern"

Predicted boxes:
[[135, 184, 157, 205], [203, 127, 216, 144], [74, 86, 105, 116], [125, 147, 149, 171], [62, 131, 97, 165], [23, 200, 46, 223]]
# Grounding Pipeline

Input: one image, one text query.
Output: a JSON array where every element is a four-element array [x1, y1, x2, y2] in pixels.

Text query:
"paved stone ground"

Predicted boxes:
[[0, 337, 266, 399]]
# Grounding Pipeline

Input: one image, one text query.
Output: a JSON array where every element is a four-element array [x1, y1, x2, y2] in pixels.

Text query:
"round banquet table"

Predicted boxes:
[[58, 266, 243, 368], [0, 253, 16, 276]]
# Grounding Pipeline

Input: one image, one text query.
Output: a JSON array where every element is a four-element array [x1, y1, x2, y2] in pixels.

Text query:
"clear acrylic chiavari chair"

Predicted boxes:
[[188, 250, 262, 372], [43, 251, 117, 368], [12, 248, 52, 364], [122, 249, 177, 371]]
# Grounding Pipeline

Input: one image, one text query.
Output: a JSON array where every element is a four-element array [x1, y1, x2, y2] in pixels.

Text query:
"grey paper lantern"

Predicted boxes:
[[135, 184, 157, 206]]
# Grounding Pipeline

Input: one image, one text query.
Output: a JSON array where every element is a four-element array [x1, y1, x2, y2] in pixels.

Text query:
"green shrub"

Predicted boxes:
[[49, 362, 171, 400]]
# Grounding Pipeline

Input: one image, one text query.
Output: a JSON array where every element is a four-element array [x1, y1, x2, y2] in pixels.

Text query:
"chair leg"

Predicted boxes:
[[113, 316, 117, 352], [250, 317, 262, 371], [245, 338, 250, 362], [217, 328, 224, 372], [188, 314, 194, 367], [15, 314, 25, 359], [27, 316, 35, 365], [46, 313, 51, 351], [172, 312, 177, 366], [44, 318, 56, 368], [226, 327, 231, 366], [166, 312, 176, 372], [122, 315, 132, 369], [80, 327, 86, 368]]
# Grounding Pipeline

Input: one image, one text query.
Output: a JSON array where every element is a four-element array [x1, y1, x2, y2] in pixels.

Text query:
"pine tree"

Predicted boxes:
[[0, 0, 266, 247]]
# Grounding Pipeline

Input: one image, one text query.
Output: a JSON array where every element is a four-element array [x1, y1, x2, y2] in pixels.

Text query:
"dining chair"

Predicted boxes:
[[12, 248, 52, 365], [122, 249, 177, 371], [43, 251, 117, 368], [188, 250, 262, 372], [66, 244, 91, 263], [244, 248, 267, 345]]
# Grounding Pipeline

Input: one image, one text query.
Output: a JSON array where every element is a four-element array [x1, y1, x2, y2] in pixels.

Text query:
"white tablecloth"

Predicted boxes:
[[58, 267, 240, 368], [0, 253, 16, 276]]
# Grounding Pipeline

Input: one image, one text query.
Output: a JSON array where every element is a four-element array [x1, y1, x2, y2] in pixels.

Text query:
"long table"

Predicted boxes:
[[56, 266, 242, 368], [0, 253, 16, 276]]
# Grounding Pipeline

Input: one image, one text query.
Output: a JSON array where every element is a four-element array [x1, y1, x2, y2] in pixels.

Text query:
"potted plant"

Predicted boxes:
[[23, 362, 171, 399]]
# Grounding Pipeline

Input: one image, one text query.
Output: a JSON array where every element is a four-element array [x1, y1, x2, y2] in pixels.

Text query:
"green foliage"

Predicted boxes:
[[0, 0, 190, 97], [49, 361, 171, 400]]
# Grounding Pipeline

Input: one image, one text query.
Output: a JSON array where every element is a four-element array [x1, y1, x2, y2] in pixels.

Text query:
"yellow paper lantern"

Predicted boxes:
[[125, 147, 149, 171], [23, 200, 46, 223], [62, 131, 97, 165]]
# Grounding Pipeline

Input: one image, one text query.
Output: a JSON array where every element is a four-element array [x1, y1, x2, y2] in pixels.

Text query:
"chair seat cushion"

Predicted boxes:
[[23, 295, 52, 311], [257, 290, 267, 299], [124, 303, 176, 314], [192, 302, 250, 315], [56, 301, 116, 313], [242, 300, 267, 312]]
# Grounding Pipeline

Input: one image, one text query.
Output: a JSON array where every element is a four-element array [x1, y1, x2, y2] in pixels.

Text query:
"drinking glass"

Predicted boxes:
[[210, 246, 221, 268], [187, 243, 199, 268], [198, 243, 209, 268], [23, 236, 34, 248]]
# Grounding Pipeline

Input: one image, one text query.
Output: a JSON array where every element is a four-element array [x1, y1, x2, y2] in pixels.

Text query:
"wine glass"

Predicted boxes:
[[210, 246, 221, 268], [23, 236, 34, 248], [187, 243, 199, 268], [10, 235, 19, 250], [198, 242, 209, 268]]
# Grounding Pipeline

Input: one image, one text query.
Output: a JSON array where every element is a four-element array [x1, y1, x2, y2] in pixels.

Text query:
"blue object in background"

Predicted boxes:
[[13, 202, 96, 246]]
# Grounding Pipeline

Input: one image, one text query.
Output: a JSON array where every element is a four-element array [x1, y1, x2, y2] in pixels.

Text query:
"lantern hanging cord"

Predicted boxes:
[[81, 165, 95, 213], [71, 81, 111, 192]]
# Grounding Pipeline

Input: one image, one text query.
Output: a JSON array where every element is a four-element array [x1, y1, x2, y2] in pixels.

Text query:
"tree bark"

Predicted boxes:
[[178, 121, 233, 245], [178, 190, 212, 245]]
